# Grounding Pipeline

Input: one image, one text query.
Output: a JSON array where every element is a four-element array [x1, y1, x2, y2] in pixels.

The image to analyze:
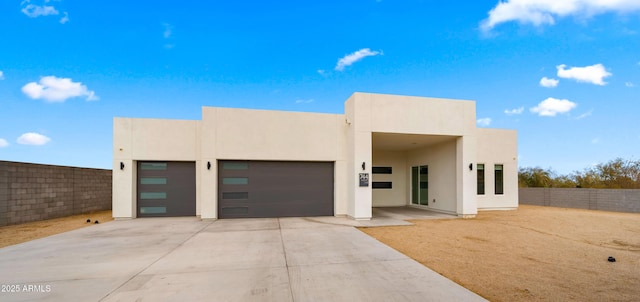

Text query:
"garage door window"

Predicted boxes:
[[140, 192, 167, 199], [222, 177, 248, 185], [141, 163, 167, 170], [222, 192, 249, 200], [140, 207, 167, 214], [140, 177, 167, 185]]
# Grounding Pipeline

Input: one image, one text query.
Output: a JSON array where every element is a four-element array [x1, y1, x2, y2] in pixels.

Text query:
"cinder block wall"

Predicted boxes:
[[519, 188, 640, 213], [0, 161, 112, 226]]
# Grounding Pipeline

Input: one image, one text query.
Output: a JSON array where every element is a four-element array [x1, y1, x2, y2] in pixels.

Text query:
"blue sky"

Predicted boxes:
[[0, 0, 639, 174]]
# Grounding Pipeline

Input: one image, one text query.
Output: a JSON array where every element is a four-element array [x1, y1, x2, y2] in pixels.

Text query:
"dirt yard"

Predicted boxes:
[[0, 211, 113, 248], [360, 205, 640, 301]]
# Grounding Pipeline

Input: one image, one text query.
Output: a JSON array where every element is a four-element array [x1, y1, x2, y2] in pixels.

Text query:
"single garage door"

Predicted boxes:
[[137, 161, 196, 217], [218, 161, 334, 218]]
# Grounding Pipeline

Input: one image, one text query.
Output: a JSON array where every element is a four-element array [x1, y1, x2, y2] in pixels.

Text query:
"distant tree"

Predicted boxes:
[[518, 167, 552, 187], [520, 158, 640, 189], [592, 158, 640, 189], [552, 174, 577, 188]]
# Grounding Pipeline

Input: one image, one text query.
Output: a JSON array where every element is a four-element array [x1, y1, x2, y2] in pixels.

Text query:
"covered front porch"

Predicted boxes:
[[371, 132, 464, 216]]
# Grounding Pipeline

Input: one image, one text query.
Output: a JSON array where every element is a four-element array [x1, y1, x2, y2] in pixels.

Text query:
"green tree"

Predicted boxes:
[[518, 167, 552, 187], [522, 158, 640, 189]]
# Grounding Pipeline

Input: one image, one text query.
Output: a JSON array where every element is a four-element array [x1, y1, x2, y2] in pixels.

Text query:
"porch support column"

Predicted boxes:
[[456, 135, 478, 218], [347, 131, 372, 220]]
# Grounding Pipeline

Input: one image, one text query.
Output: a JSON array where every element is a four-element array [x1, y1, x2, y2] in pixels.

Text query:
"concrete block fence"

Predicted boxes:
[[519, 187, 640, 213], [0, 161, 112, 226]]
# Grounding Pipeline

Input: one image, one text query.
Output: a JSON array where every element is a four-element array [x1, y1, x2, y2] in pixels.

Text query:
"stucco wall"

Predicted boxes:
[[407, 140, 458, 213], [372, 150, 407, 207], [113, 92, 518, 220], [519, 188, 640, 213], [476, 128, 518, 209], [0, 161, 112, 226], [113, 118, 200, 219], [345, 93, 481, 217], [114, 109, 349, 219]]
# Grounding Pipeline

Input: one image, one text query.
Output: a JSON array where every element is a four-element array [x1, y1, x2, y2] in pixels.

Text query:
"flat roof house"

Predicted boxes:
[[112, 92, 518, 220]]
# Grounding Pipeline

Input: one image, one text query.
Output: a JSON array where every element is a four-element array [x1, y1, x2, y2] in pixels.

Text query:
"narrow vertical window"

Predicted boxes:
[[495, 164, 504, 195], [477, 164, 485, 195]]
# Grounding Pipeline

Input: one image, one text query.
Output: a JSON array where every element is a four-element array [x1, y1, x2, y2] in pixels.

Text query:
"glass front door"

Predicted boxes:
[[411, 165, 428, 206]]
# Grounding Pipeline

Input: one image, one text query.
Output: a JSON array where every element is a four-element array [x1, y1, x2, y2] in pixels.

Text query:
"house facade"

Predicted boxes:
[[112, 92, 518, 220]]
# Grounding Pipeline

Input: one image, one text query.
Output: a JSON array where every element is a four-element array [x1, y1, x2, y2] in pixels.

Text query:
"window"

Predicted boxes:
[[411, 165, 429, 206], [372, 182, 392, 189], [139, 207, 167, 214], [222, 177, 248, 185], [495, 164, 504, 195], [222, 192, 249, 200], [477, 164, 485, 195], [140, 192, 167, 199], [140, 162, 167, 170], [372, 167, 392, 174], [140, 177, 167, 185]]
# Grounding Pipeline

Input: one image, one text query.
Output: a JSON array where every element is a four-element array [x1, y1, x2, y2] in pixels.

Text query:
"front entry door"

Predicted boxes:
[[411, 165, 429, 206]]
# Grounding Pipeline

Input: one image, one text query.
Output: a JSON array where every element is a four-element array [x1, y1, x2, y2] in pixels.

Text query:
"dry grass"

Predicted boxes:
[[0, 211, 113, 248], [360, 205, 640, 301]]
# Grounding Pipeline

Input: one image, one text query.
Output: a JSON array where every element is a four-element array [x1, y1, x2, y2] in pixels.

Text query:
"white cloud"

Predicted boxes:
[[539, 77, 559, 87], [477, 118, 492, 127], [575, 109, 593, 120], [556, 64, 612, 85], [625, 82, 634, 87], [17, 132, 51, 146], [295, 99, 314, 104], [163, 23, 173, 39], [591, 137, 600, 144], [21, 76, 99, 102], [60, 12, 69, 24], [21, 3, 59, 18], [0, 138, 8, 148], [317, 69, 326, 76], [0, 71, 4, 80], [481, 0, 640, 31], [504, 107, 524, 115], [530, 97, 577, 116], [335, 48, 382, 71]]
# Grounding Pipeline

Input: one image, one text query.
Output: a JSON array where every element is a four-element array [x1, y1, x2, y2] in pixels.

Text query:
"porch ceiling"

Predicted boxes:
[[372, 132, 457, 151]]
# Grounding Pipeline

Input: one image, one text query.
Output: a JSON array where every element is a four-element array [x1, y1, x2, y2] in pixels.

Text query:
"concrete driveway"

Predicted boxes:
[[0, 213, 485, 301]]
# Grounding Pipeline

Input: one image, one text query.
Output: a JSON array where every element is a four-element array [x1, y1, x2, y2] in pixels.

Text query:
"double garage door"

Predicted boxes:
[[218, 161, 334, 218], [137, 161, 334, 218]]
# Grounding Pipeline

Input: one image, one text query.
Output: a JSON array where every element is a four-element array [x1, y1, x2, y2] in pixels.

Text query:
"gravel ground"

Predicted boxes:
[[0, 210, 113, 248], [360, 205, 640, 302]]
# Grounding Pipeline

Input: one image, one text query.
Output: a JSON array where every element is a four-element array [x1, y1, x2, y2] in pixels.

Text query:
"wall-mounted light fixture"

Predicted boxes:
[[120, 162, 125, 170], [362, 162, 366, 171], [469, 163, 473, 171], [207, 161, 211, 170]]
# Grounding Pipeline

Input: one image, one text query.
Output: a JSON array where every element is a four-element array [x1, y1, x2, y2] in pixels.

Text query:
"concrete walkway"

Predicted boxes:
[[0, 213, 485, 301]]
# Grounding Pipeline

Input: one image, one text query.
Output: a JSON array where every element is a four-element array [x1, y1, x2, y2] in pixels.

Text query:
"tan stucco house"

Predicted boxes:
[[112, 92, 518, 220]]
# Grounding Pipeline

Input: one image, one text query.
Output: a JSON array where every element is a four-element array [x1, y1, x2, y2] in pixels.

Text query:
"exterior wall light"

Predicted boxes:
[[120, 162, 125, 170], [362, 162, 366, 171], [207, 161, 211, 170], [469, 163, 473, 171]]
